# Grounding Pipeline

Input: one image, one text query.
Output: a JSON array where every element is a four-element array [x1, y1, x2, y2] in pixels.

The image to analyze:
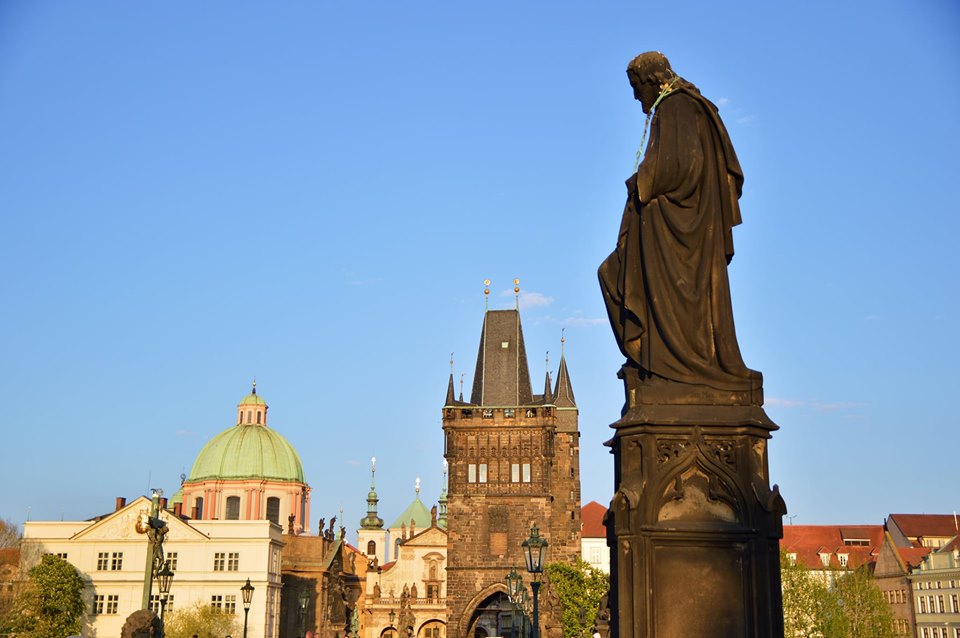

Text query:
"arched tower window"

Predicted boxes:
[[247, 410, 252, 424], [225, 496, 241, 520], [256, 410, 262, 424], [367, 540, 376, 555], [195, 497, 204, 520], [266, 497, 280, 524]]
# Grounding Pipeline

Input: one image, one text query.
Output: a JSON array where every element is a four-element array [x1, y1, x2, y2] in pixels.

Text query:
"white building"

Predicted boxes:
[[581, 501, 609, 574], [21, 495, 284, 638]]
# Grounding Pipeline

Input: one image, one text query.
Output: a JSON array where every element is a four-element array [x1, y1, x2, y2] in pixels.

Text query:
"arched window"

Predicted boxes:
[[395, 538, 401, 561], [381, 629, 398, 638], [247, 410, 252, 424], [266, 497, 280, 524], [195, 496, 204, 520], [225, 496, 240, 520], [256, 410, 262, 424], [367, 540, 376, 556], [420, 621, 446, 638]]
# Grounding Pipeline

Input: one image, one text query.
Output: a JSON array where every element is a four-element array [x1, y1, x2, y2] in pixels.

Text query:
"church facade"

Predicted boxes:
[[442, 307, 581, 638]]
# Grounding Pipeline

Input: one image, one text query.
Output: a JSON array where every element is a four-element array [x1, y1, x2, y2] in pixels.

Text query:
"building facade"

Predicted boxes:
[[21, 495, 284, 638], [442, 307, 580, 638], [580, 501, 609, 574]]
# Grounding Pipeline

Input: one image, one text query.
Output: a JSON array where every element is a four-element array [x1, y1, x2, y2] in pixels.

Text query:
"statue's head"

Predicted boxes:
[[627, 52, 675, 114]]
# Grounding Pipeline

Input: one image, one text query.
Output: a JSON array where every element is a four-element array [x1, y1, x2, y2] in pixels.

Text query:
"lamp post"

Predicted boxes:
[[389, 609, 397, 636], [522, 525, 548, 638], [298, 588, 311, 638], [505, 569, 523, 638], [241, 578, 255, 638], [156, 560, 174, 637]]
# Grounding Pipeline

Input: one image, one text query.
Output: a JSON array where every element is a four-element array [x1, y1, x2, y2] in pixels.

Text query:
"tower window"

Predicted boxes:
[[247, 410, 252, 424], [479, 463, 488, 483], [256, 411, 262, 424], [468, 464, 477, 483], [511, 464, 520, 483], [367, 540, 376, 556], [523, 463, 531, 483]]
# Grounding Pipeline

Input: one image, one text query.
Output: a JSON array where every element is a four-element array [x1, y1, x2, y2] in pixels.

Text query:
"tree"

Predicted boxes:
[[780, 550, 843, 638], [780, 551, 897, 638], [833, 568, 896, 638], [544, 559, 610, 638], [163, 601, 239, 638], [0, 518, 20, 549], [2, 554, 85, 638]]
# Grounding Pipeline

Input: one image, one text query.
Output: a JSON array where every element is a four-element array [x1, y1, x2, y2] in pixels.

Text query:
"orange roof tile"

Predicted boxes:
[[581, 501, 607, 539], [781, 525, 884, 570]]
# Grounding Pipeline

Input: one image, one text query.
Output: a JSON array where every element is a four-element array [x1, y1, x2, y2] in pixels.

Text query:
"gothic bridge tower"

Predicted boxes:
[[443, 299, 580, 638]]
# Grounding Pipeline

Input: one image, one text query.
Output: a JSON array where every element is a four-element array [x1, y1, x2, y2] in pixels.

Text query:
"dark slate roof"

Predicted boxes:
[[554, 354, 576, 407], [542, 370, 554, 404], [470, 309, 533, 406], [445, 374, 457, 406]]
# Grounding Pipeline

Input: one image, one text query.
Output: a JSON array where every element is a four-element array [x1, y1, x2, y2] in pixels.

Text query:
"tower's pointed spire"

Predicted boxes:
[[542, 350, 554, 404], [554, 331, 576, 407], [438, 460, 448, 529], [360, 456, 384, 529], [445, 353, 457, 405]]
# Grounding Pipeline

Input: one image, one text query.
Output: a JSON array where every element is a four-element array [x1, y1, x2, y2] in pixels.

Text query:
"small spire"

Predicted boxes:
[[514, 278, 520, 309], [415, 477, 421, 496], [252, 378, 257, 395], [554, 339, 577, 408], [459, 373, 464, 402], [438, 460, 449, 529], [484, 279, 490, 311], [445, 372, 457, 406], [561, 328, 566, 356], [371, 456, 376, 489], [450, 353, 454, 375]]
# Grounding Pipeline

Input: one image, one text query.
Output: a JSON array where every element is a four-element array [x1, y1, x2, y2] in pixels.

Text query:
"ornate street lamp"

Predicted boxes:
[[156, 560, 174, 637], [298, 589, 311, 638], [241, 578, 255, 638], [388, 608, 397, 636], [521, 525, 548, 638]]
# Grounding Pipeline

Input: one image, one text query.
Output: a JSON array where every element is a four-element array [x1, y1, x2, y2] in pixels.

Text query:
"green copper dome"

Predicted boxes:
[[187, 422, 305, 483], [389, 495, 432, 530]]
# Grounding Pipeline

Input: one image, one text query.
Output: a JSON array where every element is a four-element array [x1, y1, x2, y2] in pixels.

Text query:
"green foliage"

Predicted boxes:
[[163, 601, 239, 638], [780, 551, 896, 638], [833, 568, 896, 638], [2, 554, 85, 638], [544, 559, 610, 638]]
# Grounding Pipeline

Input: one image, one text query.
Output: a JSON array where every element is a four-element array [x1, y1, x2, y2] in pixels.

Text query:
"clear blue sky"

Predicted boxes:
[[2, 1, 958, 532]]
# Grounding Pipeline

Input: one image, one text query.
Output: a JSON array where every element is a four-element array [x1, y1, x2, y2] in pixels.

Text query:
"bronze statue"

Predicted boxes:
[[599, 51, 761, 398]]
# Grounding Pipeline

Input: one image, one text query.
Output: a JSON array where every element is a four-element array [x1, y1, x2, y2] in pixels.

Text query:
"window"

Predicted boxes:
[[257, 410, 262, 424], [211, 595, 224, 610], [111, 552, 123, 570], [938, 595, 945, 613], [504, 408, 515, 418], [167, 552, 178, 571], [590, 547, 602, 563], [426, 584, 440, 600], [367, 540, 377, 556], [838, 554, 848, 567], [921, 629, 928, 638], [247, 410, 252, 424], [511, 464, 520, 482], [93, 595, 104, 614], [522, 463, 531, 483], [468, 464, 477, 483], [226, 496, 240, 520], [482, 409, 493, 419], [97, 552, 109, 570], [919, 596, 927, 613], [266, 497, 280, 524], [787, 553, 797, 565], [951, 593, 958, 613], [421, 621, 444, 638], [224, 594, 237, 613], [227, 552, 239, 571], [214, 552, 226, 571], [195, 496, 204, 519], [106, 595, 119, 614], [55, 552, 68, 560], [478, 463, 487, 483], [819, 553, 830, 567]]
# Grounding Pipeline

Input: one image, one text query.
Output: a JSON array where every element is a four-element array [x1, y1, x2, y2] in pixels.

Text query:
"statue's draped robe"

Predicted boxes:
[[599, 84, 760, 392]]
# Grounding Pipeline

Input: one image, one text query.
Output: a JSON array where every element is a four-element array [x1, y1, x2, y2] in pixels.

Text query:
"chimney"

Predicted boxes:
[[191, 505, 199, 519], [115, 497, 126, 511], [174, 502, 183, 518], [159, 497, 168, 510]]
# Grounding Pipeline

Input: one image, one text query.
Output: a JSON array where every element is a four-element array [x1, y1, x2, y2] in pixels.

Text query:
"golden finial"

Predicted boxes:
[[514, 278, 520, 309], [252, 378, 257, 394], [484, 279, 490, 310]]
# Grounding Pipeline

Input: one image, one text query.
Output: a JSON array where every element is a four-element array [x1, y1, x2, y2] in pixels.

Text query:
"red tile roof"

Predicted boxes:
[[897, 547, 932, 570], [888, 514, 960, 542], [781, 525, 884, 570], [581, 501, 607, 539]]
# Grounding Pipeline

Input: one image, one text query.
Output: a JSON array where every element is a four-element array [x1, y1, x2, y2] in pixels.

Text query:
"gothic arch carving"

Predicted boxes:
[[457, 583, 507, 638]]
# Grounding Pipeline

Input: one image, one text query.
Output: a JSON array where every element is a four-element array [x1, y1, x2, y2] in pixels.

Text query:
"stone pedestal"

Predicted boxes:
[[606, 369, 786, 638]]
